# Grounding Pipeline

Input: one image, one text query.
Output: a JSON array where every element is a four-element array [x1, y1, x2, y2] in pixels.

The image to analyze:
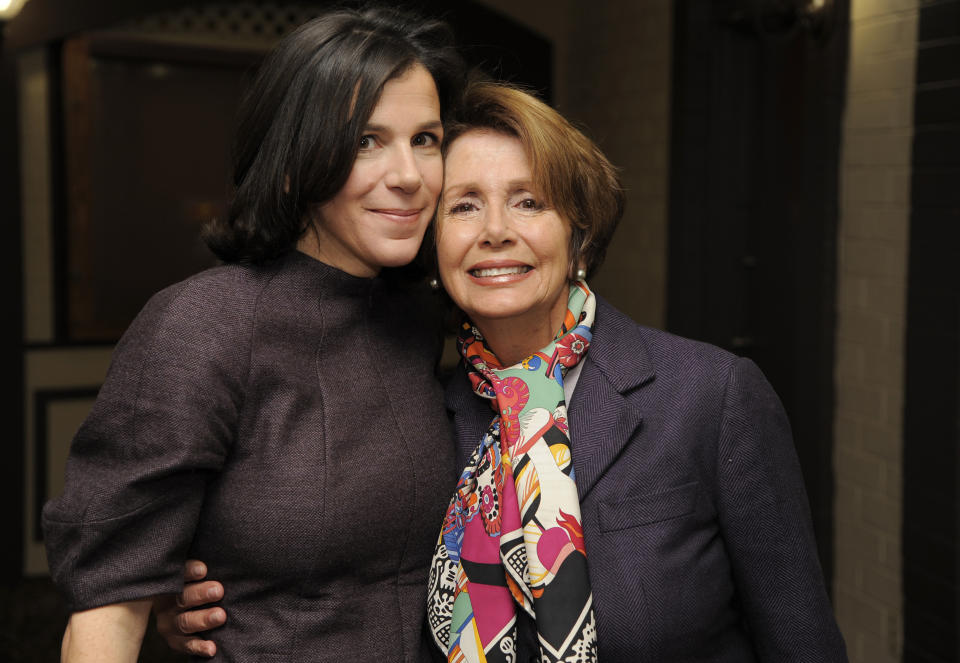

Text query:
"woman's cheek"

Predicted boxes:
[[425, 158, 444, 194]]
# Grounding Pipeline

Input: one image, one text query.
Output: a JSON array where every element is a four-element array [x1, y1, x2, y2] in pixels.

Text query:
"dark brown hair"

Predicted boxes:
[[205, 6, 464, 264], [439, 80, 624, 278]]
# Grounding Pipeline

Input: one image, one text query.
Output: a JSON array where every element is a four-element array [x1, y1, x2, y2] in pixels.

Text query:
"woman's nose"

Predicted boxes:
[[384, 146, 422, 192], [479, 206, 513, 246]]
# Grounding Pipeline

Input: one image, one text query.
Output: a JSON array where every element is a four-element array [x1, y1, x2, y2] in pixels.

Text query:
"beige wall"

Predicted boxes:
[[477, 0, 673, 328], [833, 0, 917, 660]]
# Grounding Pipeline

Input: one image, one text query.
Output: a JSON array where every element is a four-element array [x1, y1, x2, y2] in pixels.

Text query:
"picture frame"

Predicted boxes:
[[60, 34, 262, 341]]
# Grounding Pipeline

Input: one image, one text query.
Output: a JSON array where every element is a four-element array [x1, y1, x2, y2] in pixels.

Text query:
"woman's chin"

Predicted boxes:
[[377, 246, 424, 269]]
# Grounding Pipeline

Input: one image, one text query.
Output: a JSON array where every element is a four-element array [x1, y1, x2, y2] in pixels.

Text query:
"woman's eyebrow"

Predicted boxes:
[[363, 120, 443, 134], [506, 179, 535, 191], [444, 179, 535, 195], [418, 120, 443, 133], [442, 182, 477, 197]]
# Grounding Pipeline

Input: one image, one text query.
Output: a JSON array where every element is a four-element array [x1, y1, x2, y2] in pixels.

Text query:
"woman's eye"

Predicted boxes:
[[412, 132, 439, 147], [518, 197, 542, 210], [359, 135, 378, 150], [447, 202, 476, 215]]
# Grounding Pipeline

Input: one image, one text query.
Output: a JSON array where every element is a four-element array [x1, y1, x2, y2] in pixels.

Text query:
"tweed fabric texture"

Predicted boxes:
[[43, 251, 456, 662], [444, 295, 848, 663]]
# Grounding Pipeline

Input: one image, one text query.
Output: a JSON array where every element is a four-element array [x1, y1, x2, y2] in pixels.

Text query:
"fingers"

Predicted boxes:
[[183, 559, 208, 582], [156, 560, 224, 659], [166, 635, 218, 658], [184, 637, 218, 658], [175, 606, 227, 635], [154, 592, 225, 657], [176, 581, 224, 609]]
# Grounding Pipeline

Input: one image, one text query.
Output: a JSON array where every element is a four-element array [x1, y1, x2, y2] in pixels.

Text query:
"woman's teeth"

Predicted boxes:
[[471, 266, 531, 278]]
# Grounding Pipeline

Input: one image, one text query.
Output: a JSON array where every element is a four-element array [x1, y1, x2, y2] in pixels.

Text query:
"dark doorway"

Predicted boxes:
[[902, 2, 960, 660], [668, 0, 850, 581]]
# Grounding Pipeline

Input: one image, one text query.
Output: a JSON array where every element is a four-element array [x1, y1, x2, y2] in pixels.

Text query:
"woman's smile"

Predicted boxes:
[[468, 261, 533, 281], [365, 207, 426, 226]]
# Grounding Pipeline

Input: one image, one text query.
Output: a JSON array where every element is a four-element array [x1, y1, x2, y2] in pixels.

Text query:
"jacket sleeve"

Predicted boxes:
[[716, 357, 848, 661], [42, 277, 251, 612]]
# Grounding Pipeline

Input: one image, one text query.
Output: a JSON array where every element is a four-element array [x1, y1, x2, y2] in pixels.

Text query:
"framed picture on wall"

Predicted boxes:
[[60, 34, 263, 342]]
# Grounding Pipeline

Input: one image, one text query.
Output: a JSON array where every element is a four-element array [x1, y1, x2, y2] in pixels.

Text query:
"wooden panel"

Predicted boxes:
[[60, 36, 253, 341]]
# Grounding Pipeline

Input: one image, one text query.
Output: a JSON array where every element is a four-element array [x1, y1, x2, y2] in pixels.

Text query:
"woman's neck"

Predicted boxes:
[[296, 225, 325, 262], [472, 307, 567, 368], [295, 226, 379, 278]]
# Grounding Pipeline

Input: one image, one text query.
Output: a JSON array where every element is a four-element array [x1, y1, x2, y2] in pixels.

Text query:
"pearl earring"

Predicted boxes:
[[575, 268, 587, 281], [428, 278, 440, 290]]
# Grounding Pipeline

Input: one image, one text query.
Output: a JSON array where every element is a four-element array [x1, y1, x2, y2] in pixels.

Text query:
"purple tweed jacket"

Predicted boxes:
[[443, 295, 847, 662]]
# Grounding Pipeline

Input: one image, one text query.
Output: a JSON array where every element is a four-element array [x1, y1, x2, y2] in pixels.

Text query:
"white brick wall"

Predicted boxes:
[[834, 1, 917, 661]]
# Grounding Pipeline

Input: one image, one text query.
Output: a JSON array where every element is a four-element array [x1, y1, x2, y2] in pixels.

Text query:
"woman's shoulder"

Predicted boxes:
[[591, 295, 780, 424], [148, 261, 276, 312], [593, 295, 740, 381], [116, 260, 287, 363]]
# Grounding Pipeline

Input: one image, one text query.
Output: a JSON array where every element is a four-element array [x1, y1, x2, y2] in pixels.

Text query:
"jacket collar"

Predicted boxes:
[[444, 295, 655, 499], [579, 294, 655, 393]]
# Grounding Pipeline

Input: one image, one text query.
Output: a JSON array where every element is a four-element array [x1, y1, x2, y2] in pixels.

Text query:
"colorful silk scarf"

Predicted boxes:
[[427, 281, 598, 663]]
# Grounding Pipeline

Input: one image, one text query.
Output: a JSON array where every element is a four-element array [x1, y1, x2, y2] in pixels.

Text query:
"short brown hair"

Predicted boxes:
[[440, 80, 624, 278]]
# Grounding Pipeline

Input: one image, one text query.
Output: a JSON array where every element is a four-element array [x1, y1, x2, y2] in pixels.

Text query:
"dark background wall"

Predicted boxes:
[[669, 0, 848, 584], [903, 1, 960, 661]]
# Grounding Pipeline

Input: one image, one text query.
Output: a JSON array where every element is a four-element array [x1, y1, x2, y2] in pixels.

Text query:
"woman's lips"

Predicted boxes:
[[467, 262, 532, 283], [369, 208, 423, 222]]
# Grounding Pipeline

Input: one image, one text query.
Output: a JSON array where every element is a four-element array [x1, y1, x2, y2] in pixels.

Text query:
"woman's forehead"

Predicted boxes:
[[444, 131, 529, 176]]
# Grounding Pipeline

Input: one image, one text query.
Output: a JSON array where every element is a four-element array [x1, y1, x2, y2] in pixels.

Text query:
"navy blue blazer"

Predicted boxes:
[[444, 296, 847, 662]]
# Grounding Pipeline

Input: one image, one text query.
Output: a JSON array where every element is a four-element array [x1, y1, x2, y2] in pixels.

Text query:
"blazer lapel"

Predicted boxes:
[[568, 364, 642, 500], [569, 295, 655, 501]]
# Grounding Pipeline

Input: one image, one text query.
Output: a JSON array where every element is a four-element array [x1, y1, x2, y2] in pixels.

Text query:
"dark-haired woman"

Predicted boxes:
[[42, 7, 464, 662]]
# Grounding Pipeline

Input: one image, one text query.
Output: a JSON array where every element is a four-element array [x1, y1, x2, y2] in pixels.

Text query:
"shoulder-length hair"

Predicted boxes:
[[439, 80, 624, 278], [205, 6, 464, 264]]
